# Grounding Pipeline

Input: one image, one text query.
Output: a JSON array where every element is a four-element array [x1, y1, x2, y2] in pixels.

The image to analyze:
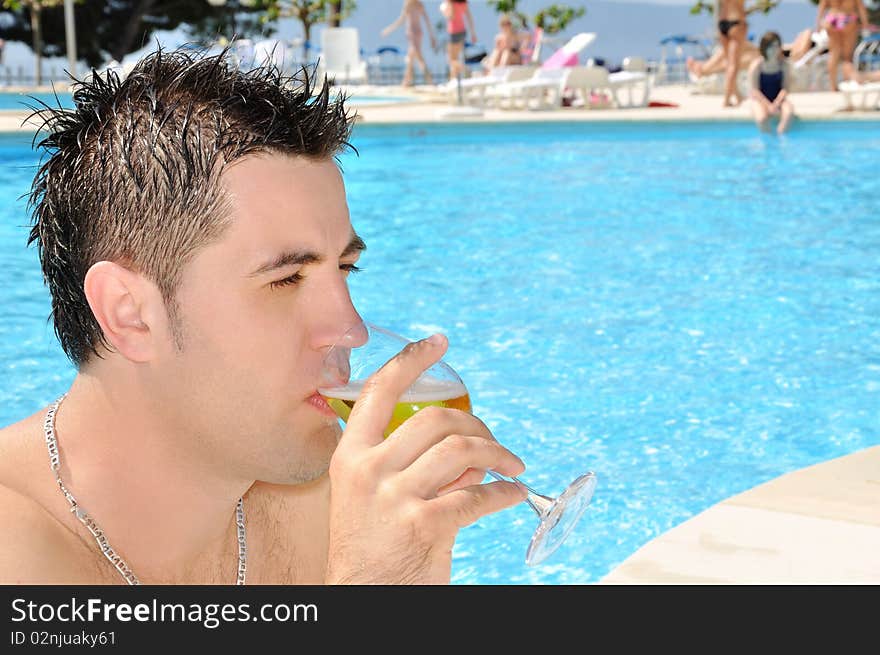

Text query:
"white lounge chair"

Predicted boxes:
[[789, 30, 830, 92], [445, 65, 538, 106], [483, 32, 598, 110], [838, 33, 880, 109], [487, 64, 615, 110], [608, 56, 651, 108], [486, 66, 574, 109], [563, 65, 618, 108], [316, 27, 368, 84], [839, 79, 880, 110], [253, 39, 288, 72], [541, 32, 597, 69]]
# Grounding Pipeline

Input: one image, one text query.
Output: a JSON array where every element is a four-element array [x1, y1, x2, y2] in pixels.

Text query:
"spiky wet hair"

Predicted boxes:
[[27, 47, 356, 368]]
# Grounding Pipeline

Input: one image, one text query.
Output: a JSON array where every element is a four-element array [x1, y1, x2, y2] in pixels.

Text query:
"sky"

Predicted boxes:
[[0, 0, 821, 78]]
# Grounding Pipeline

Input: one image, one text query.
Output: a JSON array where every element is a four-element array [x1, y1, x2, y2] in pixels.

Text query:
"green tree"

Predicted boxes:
[[261, 0, 356, 59], [2, 0, 65, 85], [689, 1, 780, 16], [487, 0, 585, 33], [535, 4, 586, 34], [0, 0, 276, 72]]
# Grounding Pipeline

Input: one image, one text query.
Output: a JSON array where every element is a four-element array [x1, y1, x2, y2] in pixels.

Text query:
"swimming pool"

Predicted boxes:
[[1, 121, 878, 584], [0, 90, 414, 111]]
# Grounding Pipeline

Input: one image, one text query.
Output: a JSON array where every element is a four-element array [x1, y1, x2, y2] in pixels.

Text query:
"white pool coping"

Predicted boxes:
[[600, 445, 880, 584]]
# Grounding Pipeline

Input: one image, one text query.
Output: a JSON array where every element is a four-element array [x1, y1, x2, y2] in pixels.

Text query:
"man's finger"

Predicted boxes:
[[341, 333, 448, 447], [381, 408, 493, 471], [400, 435, 525, 497], [432, 480, 527, 528]]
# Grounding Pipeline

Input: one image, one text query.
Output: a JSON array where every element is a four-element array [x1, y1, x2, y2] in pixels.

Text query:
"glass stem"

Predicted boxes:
[[486, 470, 554, 517]]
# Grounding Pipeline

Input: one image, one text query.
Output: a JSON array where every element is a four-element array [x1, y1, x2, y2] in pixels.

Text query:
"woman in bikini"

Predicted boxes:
[[482, 14, 524, 72], [382, 0, 437, 86], [440, 0, 477, 82], [715, 0, 749, 107], [816, 0, 870, 91]]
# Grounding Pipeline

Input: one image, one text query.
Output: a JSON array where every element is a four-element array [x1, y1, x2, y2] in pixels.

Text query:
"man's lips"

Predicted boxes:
[[307, 392, 338, 417]]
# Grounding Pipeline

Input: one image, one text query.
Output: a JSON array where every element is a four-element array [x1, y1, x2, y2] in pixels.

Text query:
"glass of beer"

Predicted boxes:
[[318, 321, 597, 566]]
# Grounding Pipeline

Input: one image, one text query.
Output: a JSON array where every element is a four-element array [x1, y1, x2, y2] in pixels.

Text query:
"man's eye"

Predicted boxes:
[[340, 263, 362, 275], [270, 273, 303, 289]]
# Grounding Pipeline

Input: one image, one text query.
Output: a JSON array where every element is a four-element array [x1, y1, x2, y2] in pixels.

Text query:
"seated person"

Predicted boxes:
[[749, 31, 795, 135], [482, 14, 524, 72], [687, 29, 826, 80], [687, 41, 760, 79]]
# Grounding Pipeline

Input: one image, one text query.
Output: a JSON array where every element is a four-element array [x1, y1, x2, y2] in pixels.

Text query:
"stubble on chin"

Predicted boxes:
[[275, 420, 343, 485]]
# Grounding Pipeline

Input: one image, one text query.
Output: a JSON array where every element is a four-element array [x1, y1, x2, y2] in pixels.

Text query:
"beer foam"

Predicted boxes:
[[319, 377, 468, 402]]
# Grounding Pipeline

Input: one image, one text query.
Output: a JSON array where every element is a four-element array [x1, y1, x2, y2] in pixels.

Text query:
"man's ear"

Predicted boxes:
[[83, 261, 169, 363]]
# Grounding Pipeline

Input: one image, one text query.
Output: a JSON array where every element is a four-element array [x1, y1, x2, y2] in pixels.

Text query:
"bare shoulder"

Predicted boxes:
[[0, 483, 99, 584], [0, 415, 106, 584]]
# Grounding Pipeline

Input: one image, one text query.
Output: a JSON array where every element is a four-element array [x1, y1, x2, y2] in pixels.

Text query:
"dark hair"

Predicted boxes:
[[759, 31, 783, 59], [27, 47, 356, 368]]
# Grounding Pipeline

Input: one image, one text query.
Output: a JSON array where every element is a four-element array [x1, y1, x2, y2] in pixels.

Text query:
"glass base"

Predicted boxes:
[[525, 472, 597, 566]]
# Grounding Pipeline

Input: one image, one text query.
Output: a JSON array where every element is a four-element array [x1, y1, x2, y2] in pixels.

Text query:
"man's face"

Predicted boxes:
[[155, 153, 364, 485]]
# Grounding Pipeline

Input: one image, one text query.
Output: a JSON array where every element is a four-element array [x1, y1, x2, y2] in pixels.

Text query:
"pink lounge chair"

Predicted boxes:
[[541, 32, 597, 69]]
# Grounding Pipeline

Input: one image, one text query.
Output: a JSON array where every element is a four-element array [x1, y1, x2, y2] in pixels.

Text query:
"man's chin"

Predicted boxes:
[[267, 420, 341, 484]]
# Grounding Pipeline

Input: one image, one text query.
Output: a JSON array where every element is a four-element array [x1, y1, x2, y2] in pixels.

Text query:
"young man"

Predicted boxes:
[[0, 49, 526, 585]]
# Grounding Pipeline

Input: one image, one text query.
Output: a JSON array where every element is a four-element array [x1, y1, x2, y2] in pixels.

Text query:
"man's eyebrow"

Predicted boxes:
[[247, 234, 365, 278], [248, 251, 322, 277], [342, 233, 367, 257]]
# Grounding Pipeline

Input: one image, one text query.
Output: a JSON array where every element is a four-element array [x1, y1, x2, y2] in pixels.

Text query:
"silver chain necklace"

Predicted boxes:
[[44, 395, 247, 585]]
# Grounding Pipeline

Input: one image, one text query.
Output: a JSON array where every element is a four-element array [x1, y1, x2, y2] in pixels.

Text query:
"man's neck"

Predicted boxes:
[[52, 373, 253, 584]]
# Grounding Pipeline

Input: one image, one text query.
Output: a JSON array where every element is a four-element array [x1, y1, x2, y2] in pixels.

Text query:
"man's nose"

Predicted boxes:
[[310, 282, 366, 352]]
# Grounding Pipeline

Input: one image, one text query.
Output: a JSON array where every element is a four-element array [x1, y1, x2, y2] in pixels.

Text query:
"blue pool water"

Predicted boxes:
[[1, 121, 879, 584], [0, 90, 413, 111]]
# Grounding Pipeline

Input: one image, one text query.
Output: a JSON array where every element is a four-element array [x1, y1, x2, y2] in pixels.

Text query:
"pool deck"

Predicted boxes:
[[2, 82, 879, 131], [601, 445, 880, 584], [1, 80, 878, 584]]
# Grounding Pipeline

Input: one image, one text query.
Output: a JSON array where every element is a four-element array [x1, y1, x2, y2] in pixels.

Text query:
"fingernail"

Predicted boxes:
[[426, 333, 445, 346]]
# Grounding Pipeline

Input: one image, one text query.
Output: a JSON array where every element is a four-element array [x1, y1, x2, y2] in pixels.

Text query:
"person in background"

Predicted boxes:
[[748, 31, 795, 134], [816, 0, 871, 91], [687, 40, 760, 80], [715, 0, 749, 107], [481, 14, 523, 72], [440, 0, 477, 81], [687, 28, 826, 80], [382, 0, 437, 86]]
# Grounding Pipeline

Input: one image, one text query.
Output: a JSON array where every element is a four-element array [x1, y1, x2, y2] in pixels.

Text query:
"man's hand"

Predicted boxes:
[[324, 334, 527, 584]]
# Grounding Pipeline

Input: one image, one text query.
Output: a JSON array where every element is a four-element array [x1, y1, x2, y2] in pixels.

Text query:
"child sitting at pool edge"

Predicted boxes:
[[748, 31, 795, 135]]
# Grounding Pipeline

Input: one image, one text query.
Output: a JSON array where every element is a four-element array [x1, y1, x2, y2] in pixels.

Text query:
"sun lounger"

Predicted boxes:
[[444, 65, 538, 106], [607, 57, 651, 108], [541, 32, 597, 68], [486, 66, 575, 109], [839, 79, 880, 110], [481, 32, 598, 110], [487, 64, 620, 110], [789, 30, 830, 92], [316, 27, 368, 84]]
